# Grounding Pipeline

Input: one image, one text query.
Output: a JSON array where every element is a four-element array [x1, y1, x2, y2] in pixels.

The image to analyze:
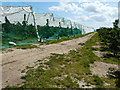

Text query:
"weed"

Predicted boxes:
[[108, 67, 115, 71], [93, 75, 103, 87], [21, 69, 25, 73], [78, 43, 85, 46], [8, 49, 14, 52], [15, 45, 37, 49]]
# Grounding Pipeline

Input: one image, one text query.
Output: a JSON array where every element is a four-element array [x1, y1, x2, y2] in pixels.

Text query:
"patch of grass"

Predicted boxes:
[[7, 49, 14, 52], [26, 66, 34, 69], [1, 32, 92, 50], [78, 43, 85, 46], [84, 75, 104, 88], [108, 67, 115, 71], [88, 34, 120, 64], [45, 38, 71, 45], [91, 47, 99, 51], [5, 85, 19, 88], [102, 77, 116, 88], [74, 32, 93, 39], [2, 48, 14, 53], [21, 69, 25, 73], [93, 75, 103, 87], [15, 44, 37, 49], [62, 75, 79, 88]]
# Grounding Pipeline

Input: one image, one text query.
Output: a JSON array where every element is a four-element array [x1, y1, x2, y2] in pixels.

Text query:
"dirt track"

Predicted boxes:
[[2, 33, 95, 88]]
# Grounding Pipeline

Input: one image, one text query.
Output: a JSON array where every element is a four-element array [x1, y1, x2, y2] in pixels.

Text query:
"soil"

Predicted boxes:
[[90, 61, 118, 77]]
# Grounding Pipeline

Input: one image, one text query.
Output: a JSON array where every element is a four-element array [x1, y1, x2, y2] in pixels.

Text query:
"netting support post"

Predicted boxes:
[[39, 37, 43, 43], [30, 6, 40, 42], [58, 36, 61, 39]]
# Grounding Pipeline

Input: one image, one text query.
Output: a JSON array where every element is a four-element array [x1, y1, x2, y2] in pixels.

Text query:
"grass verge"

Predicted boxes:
[[2, 32, 93, 50], [15, 45, 37, 49], [40, 32, 93, 45]]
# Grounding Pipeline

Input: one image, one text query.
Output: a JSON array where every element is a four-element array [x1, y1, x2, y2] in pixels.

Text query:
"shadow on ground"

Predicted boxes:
[[107, 69, 120, 88]]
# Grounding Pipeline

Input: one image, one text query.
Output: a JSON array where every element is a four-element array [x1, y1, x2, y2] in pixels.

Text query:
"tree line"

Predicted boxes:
[[2, 16, 82, 43], [97, 19, 120, 56], [2, 16, 37, 39]]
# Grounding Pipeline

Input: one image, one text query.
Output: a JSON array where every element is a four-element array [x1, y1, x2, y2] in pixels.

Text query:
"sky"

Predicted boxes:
[[1, 0, 119, 29]]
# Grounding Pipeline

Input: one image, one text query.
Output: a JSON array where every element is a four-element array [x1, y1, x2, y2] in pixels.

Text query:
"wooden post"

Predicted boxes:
[[40, 37, 43, 43]]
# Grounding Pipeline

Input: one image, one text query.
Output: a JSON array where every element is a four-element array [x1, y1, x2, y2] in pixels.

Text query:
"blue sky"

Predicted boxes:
[[1, 1, 119, 29]]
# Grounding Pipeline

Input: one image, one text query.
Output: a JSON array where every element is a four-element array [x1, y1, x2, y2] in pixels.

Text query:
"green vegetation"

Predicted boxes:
[[2, 16, 82, 47], [3, 17, 119, 88], [2, 16, 37, 46], [37, 26, 81, 39], [6, 32, 119, 88], [2, 31, 92, 50], [97, 19, 120, 56], [108, 67, 115, 71], [78, 43, 85, 46], [15, 44, 37, 49], [93, 75, 103, 87], [40, 32, 93, 45], [37, 19, 81, 39]]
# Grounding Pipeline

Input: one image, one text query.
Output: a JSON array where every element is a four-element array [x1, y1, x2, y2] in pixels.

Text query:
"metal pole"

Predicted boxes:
[[30, 6, 40, 41]]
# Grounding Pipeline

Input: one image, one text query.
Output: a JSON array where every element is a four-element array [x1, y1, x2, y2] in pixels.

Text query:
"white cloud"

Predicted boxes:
[[49, 1, 118, 28], [90, 15, 106, 22], [49, 3, 83, 13]]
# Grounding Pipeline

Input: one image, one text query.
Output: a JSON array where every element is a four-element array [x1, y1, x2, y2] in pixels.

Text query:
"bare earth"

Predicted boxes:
[[2, 33, 95, 88], [90, 61, 118, 77]]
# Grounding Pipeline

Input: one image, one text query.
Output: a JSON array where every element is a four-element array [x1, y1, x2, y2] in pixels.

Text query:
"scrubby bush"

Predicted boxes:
[[93, 75, 103, 87], [97, 19, 120, 56]]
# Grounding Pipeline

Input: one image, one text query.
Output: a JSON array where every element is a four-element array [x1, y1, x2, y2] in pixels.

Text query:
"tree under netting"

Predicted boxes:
[[2, 16, 37, 46], [98, 19, 120, 56], [2, 16, 82, 47], [37, 25, 81, 39]]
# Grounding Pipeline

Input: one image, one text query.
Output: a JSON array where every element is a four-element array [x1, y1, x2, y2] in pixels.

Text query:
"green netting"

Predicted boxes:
[[94, 29, 96, 32], [1, 17, 83, 49], [1, 6, 93, 49]]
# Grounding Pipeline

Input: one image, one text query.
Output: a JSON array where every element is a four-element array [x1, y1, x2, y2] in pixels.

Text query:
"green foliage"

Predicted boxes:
[[98, 27, 112, 45], [5, 33, 119, 88], [93, 75, 103, 87], [37, 25, 59, 38], [97, 19, 120, 56], [15, 44, 37, 49], [78, 43, 85, 46], [37, 25, 81, 39], [108, 67, 115, 71], [2, 17, 37, 46], [2, 16, 82, 47]]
